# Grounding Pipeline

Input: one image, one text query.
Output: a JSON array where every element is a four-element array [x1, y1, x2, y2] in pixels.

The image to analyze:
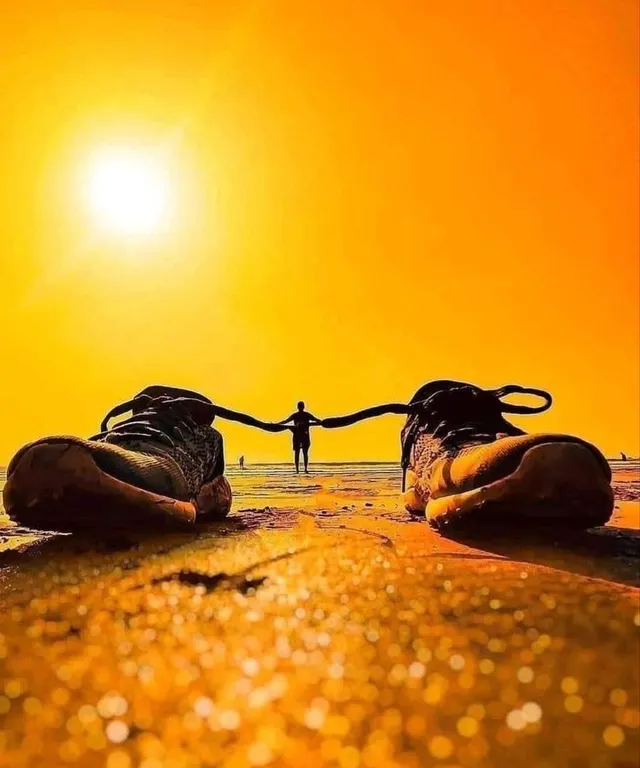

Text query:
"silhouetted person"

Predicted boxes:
[[239, 455, 245, 469], [279, 401, 320, 473]]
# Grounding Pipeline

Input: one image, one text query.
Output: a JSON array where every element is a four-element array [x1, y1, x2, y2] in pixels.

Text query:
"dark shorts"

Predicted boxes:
[[293, 434, 310, 451]]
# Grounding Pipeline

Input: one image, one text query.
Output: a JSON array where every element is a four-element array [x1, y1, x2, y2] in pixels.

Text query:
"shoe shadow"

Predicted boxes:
[[0, 517, 256, 569], [443, 525, 640, 587]]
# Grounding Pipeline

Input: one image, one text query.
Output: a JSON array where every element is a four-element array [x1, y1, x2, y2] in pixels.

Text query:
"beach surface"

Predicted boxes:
[[0, 461, 639, 768]]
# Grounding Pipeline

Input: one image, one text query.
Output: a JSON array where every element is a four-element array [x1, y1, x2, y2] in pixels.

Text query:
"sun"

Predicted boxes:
[[85, 147, 171, 236]]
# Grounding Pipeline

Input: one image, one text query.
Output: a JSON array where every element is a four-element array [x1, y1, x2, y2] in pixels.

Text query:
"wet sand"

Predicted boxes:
[[0, 462, 638, 767]]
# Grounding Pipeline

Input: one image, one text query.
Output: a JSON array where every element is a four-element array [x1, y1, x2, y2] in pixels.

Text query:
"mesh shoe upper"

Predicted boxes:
[[89, 386, 225, 498]]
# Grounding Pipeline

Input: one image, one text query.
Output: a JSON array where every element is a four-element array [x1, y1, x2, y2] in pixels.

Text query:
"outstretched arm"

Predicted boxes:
[[277, 413, 296, 425]]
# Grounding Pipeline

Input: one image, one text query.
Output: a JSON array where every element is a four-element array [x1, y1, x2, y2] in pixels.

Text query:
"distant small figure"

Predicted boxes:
[[621, 452, 627, 461], [239, 455, 245, 469], [279, 401, 321, 473]]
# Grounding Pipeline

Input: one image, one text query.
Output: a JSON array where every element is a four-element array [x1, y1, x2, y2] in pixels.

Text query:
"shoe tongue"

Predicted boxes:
[[428, 386, 503, 428], [409, 379, 471, 405], [135, 386, 212, 405]]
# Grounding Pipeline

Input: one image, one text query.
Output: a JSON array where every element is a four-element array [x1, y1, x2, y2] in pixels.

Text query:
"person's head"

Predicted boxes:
[[297, 401, 305, 411]]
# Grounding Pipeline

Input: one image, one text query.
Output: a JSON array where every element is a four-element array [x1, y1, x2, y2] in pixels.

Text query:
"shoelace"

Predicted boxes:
[[91, 395, 206, 449], [91, 386, 292, 447], [90, 383, 552, 491]]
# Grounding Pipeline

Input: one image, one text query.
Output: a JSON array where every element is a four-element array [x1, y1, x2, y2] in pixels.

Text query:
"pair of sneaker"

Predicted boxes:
[[2, 381, 613, 533]]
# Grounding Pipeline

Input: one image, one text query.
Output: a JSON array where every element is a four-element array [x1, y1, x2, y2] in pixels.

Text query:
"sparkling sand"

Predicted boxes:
[[0, 461, 638, 767]]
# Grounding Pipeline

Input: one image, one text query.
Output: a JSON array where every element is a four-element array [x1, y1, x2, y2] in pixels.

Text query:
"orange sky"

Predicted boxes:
[[0, 0, 638, 463]]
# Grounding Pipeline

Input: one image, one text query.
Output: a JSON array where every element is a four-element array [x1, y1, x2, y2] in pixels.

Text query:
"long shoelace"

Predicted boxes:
[[317, 383, 551, 491], [92, 396, 205, 447], [92, 387, 292, 449], [93, 384, 551, 491]]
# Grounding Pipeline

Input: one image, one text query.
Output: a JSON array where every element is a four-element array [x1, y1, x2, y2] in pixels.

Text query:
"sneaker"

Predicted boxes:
[[401, 380, 613, 530], [3, 386, 232, 532]]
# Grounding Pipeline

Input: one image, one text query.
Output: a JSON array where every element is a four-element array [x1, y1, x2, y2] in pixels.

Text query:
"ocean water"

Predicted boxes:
[[1, 459, 638, 483], [0, 462, 404, 484], [226, 462, 401, 479], [227, 460, 640, 505]]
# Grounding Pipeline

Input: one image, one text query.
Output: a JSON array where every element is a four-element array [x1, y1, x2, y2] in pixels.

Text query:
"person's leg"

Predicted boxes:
[[303, 445, 309, 473], [294, 446, 300, 473]]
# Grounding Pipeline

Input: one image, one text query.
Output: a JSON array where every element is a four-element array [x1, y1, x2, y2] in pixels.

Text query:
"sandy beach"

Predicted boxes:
[[0, 461, 638, 767]]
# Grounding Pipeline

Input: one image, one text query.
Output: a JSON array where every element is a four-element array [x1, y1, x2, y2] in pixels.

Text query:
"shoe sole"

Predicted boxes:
[[421, 442, 614, 531], [3, 442, 198, 532]]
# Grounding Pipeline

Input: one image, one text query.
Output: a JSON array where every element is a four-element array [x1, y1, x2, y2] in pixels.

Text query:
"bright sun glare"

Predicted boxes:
[[86, 147, 170, 236]]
